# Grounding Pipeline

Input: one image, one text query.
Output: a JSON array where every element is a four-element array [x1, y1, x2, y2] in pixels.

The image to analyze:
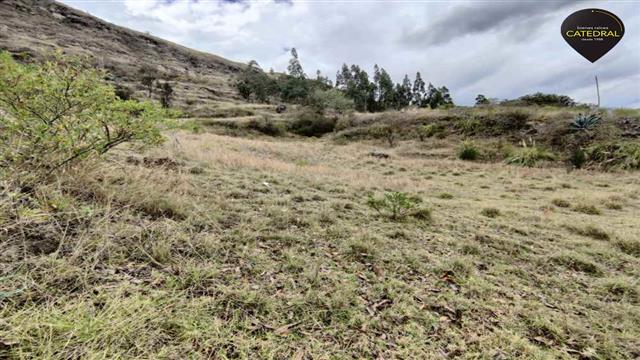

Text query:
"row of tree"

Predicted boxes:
[[236, 48, 454, 112]]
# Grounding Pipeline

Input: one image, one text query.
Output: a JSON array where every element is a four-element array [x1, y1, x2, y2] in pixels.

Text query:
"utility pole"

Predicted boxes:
[[595, 75, 600, 108]]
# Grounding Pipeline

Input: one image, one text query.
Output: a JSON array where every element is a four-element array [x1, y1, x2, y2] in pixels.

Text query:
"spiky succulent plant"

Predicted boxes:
[[570, 113, 602, 131]]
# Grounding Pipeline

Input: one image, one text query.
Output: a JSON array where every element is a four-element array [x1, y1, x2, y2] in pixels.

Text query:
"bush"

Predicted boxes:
[[551, 199, 571, 208], [457, 140, 480, 161], [114, 84, 134, 100], [573, 203, 602, 215], [367, 191, 422, 221], [586, 142, 640, 170], [246, 116, 286, 136], [0, 51, 166, 185], [506, 146, 556, 167], [288, 110, 336, 137], [515, 92, 575, 107], [307, 88, 354, 115], [417, 123, 445, 140], [481, 207, 500, 218]]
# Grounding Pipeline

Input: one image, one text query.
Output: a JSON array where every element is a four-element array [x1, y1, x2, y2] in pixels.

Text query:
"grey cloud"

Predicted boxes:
[[402, 1, 574, 46]]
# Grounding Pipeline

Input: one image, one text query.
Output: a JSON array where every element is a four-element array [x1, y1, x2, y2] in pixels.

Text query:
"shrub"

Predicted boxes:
[[458, 119, 482, 135], [496, 109, 530, 131], [307, 88, 354, 115], [367, 191, 422, 220], [551, 199, 571, 208], [614, 239, 640, 257], [597, 278, 639, 303], [481, 207, 500, 218], [369, 124, 397, 147], [586, 142, 640, 170], [506, 146, 556, 167], [246, 116, 286, 136], [568, 148, 587, 169], [573, 203, 602, 215], [516, 92, 575, 107], [457, 140, 480, 161], [114, 84, 134, 100], [566, 224, 610, 240], [550, 252, 602, 275], [417, 123, 445, 140], [0, 51, 166, 185], [288, 110, 336, 137]]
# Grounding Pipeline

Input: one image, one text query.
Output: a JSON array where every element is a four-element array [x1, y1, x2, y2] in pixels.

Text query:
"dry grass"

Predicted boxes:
[[1, 129, 639, 359]]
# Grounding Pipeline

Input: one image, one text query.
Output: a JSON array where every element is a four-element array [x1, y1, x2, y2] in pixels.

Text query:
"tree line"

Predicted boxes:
[[235, 48, 453, 112]]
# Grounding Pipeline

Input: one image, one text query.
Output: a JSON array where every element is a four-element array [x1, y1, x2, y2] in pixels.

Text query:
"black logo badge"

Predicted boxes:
[[561, 9, 624, 63]]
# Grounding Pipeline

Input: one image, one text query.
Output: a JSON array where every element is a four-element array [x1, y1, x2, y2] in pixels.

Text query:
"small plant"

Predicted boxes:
[[568, 147, 587, 169], [458, 140, 480, 161], [550, 252, 603, 275], [573, 203, 602, 215], [417, 123, 444, 140], [438, 192, 454, 199], [551, 199, 571, 208], [506, 139, 556, 167], [570, 113, 602, 132], [370, 124, 397, 147], [481, 207, 500, 218], [566, 224, 610, 240], [367, 191, 422, 220], [586, 142, 640, 170]]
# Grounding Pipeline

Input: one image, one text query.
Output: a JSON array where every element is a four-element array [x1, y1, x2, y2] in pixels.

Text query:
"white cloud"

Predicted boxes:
[[62, 0, 640, 107]]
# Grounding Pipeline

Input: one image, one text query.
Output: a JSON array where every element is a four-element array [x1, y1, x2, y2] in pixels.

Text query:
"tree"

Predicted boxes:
[[235, 60, 277, 103], [475, 94, 490, 105], [335, 63, 351, 90], [377, 67, 395, 111], [412, 72, 426, 106], [0, 51, 165, 183], [158, 81, 173, 108], [279, 75, 309, 103], [307, 88, 354, 115], [287, 48, 306, 79], [425, 84, 454, 109], [393, 74, 413, 109]]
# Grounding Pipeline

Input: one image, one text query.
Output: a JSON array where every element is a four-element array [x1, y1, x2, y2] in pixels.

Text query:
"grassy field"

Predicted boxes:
[[1, 118, 639, 358]]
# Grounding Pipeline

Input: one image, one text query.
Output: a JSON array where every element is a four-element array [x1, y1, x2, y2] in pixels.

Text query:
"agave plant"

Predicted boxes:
[[570, 113, 602, 131]]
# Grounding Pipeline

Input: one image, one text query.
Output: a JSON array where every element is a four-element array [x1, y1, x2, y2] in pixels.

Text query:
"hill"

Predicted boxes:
[[0, 0, 245, 112], [1, 2, 639, 359]]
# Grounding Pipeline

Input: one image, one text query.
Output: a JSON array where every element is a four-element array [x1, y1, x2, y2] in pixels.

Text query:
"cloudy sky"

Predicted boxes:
[[61, 0, 640, 108]]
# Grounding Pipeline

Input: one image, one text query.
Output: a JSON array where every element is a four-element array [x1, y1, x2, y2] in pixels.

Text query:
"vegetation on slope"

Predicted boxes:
[[1, 49, 639, 360]]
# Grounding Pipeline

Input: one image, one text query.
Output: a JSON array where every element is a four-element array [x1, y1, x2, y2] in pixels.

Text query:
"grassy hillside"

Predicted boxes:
[[1, 3, 639, 358], [2, 127, 639, 358], [0, 0, 244, 109]]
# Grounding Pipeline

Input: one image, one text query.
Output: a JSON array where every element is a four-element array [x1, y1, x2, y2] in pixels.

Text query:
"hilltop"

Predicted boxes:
[[0, 0, 245, 111]]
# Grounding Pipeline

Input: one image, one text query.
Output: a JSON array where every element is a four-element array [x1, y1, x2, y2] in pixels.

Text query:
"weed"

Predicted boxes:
[[614, 239, 640, 257], [458, 140, 481, 161], [417, 124, 445, 140], [572, 203, 602, 215], [566, 224, 610, 240], [551, 199, 570, 208], [438, 192, 454, 199], [506, 146, 556, 167], [549, 252, 603, 275], [481, 207, 500, 218], [597, 278, 639, 303], [367, 191, 421, 220]]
